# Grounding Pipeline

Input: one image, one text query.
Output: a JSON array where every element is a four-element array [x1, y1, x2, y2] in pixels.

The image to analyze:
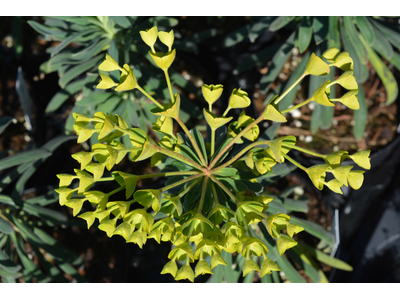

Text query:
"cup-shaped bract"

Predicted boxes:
[[149, 49, 176, 71], [349, 150, 371, 170], [305, 52, 330, 76], [339, 90, 359, 110], [322, 47, 340, 63], [261, 257, 281, 277], [140, 26, 158, 50], [307, 164, 330, 190], [334, 70, 358, 90], [243, 258, 261, 277], [98, 53, 121, 72], [332, 51, 354, 71], [96, 73, 118, 89], [151, 93, 180, 119], [312, 81, 335, 107], [158, 30, 174, 52], [204, 108, 233, 131], [160, 260, 178, 278], [152, 116, 175, 137], [115, 64, 138, 91], [202, 84, 224, 107], [227, 88, 251, 110]]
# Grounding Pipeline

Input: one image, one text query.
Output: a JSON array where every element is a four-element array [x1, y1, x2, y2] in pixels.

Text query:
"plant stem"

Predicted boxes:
[[179, 178, 202, 198], [107, 186, 125, 197], [209, 114, 264, 169], [211, 129, 216, 157], [163, 70, 174, 102], [175, 116, 207, 167], [136, 85, 164, 109], [209, 174, 239, 204], [152, 144, 205, 171], [281, 153, 308, 172], [139, 171, 200, 180], [197, 176, 208, 213], [160, 173, 205, 193], [286, 144, 327, 159], [280, 98, 313, 114], [211, 140, 271, 173], [274, 72, 307, 105]]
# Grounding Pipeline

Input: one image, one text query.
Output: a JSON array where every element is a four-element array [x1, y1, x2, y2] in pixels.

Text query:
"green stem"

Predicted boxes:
[[280, 97, 313, 114], [175, 116, 207, 167], [139, 171, 199, 180], [211, 129, 216, 157], [197, 176, 208, 214], [160, 173, 205, 193], [286, 144, 327, 159], [107, 186, 125, 197], [281, 153, 308, 172], [222, 107, 231, 117], [179, 178, 202, 198], [209, 174, 239, 204], [274, 72, 307, 105], [136, 85, 164, 109], [164, 70, 174, 102], [152, 144, 205, 171], [211, 140, 270, 173], [209, 114, 264, 169]]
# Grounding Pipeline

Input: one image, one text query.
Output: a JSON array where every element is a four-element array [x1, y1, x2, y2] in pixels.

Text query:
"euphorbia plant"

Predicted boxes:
[[56, 26, 370, 282]]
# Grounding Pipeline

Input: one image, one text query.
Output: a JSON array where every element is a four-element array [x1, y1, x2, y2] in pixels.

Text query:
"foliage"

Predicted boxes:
[[0, 118, 85, 282], [28, 16, 213, 138], [223, 16, 400, 140], [56, 25, 371, 282]]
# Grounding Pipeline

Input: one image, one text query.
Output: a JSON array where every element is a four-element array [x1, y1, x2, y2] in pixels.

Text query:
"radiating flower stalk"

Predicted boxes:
[[56, 26, 370, 282]]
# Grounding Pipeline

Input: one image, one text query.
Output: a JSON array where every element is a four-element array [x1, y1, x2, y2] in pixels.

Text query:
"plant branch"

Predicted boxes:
[[197, 176, 208, 213], [274, 72, 307, 105], [209, 114, 264, 169], [175, 116, 207, 167], [136, 85, 164, 109], [209, 174, 239, 204], [281, 152, 308, 172], [211, 140, 271, 173], [280, 98, 313, 114], [160, 173, 205, 193]]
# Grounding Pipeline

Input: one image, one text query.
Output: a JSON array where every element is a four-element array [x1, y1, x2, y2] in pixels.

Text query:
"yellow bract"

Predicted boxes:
[[203, 108, 233, 131], [202, 84, 223, 106], [305, 52, 330, 76], [139, 26, 158, 51], [149, 49, 176, 71], [312, 81, 335, 107], [158, 30, 174, 52]]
